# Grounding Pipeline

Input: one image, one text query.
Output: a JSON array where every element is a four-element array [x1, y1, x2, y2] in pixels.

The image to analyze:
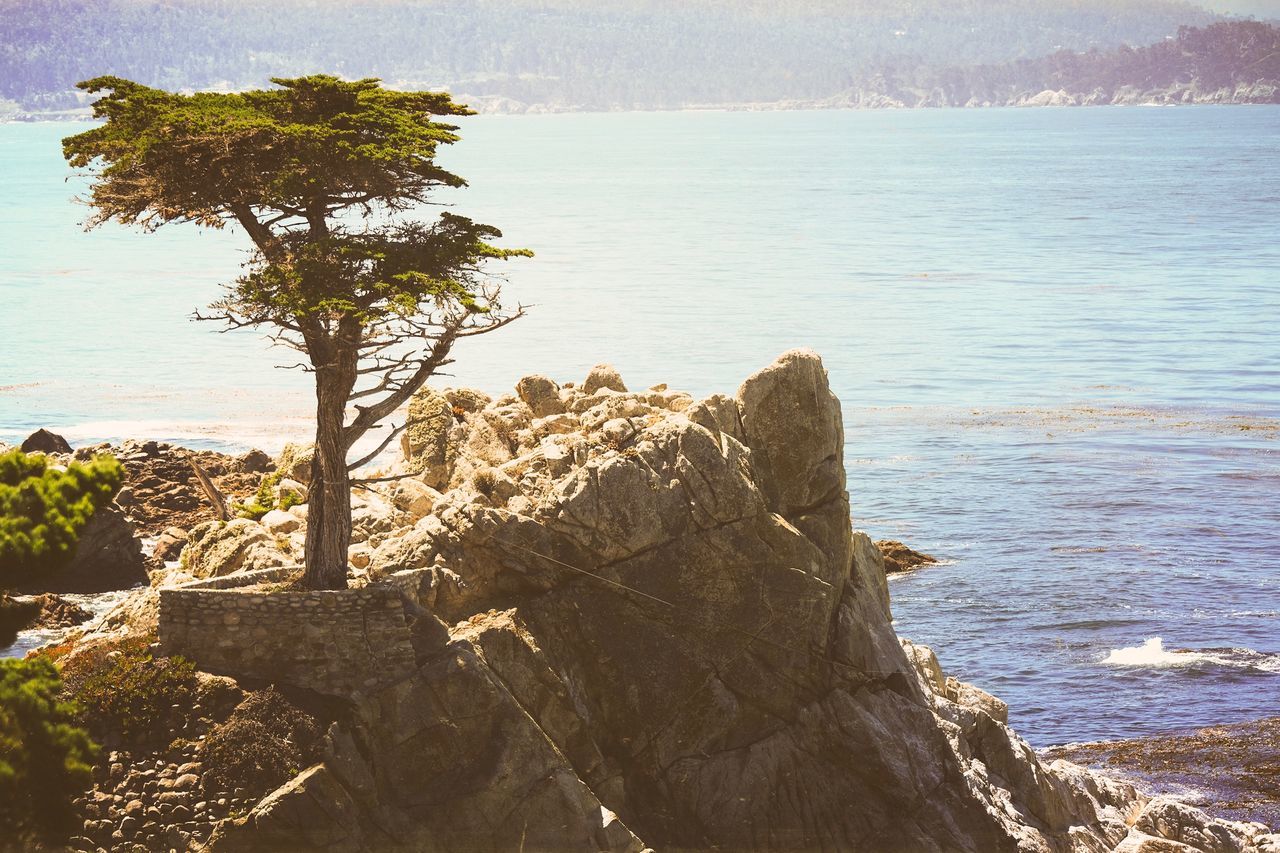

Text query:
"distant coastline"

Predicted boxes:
[[5, 94, 1279, 124], [6, 19, 1276, 121]]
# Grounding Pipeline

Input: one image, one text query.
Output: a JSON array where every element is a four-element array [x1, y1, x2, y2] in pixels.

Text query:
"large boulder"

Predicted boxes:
[[1, 593, 91, 647], [0, 595, 41, 646], [20, 505, 150, 593], [20, 428, 72, 454], [181, 519, 290, 579]]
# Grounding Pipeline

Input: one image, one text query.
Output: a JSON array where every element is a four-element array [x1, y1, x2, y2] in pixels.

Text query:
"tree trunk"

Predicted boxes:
[[303, 340, 358, 590]]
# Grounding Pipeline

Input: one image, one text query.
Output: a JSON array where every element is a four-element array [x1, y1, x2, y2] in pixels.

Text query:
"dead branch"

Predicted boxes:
[[188, 458, 231, 521]]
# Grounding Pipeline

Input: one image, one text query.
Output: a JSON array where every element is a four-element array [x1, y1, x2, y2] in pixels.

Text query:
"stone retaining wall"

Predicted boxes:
[[158, 568, 427, 696]]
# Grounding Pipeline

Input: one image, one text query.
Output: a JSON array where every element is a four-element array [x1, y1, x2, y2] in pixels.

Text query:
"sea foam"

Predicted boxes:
[[1103, 637, 1280, 672]]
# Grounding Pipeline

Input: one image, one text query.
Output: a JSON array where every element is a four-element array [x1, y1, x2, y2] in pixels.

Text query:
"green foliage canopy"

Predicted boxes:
[[0, 450, 124, 585], [63, 75, 469, 231], [0, 656, 98, 841], [62, 75, 529, 328]]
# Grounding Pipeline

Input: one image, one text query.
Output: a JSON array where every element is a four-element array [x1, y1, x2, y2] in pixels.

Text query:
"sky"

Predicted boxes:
[[1204, 0, 1280, 15]]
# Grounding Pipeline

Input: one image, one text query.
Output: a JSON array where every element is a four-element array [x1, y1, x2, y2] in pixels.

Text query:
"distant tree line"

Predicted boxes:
[[0, 0, 1222, 112], [867, 20, 1280, 106]]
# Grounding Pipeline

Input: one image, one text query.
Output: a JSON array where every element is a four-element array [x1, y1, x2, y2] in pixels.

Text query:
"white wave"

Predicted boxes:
[[1102, 637, 1280, 672], [1103, 637, 1200, 666], [51, 419, 311, 453]]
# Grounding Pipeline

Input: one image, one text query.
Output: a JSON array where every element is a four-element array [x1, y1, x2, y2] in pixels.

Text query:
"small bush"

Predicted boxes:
[[472, 467, 499, 497], [233, 469, 301, 520], [0, 449, 125, 585], [64, 635, 199, 743], [0, 657, 97, 842], [200, 688, 322, 796]]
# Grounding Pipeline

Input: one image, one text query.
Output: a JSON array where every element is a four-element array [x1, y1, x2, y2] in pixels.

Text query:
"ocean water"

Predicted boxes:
[[2, 107, 1278, 746]]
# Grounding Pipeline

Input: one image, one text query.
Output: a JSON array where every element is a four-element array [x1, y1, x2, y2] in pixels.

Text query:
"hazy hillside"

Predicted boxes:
[[0, 0, 1217, 112], [863, 20, 1280, 106]]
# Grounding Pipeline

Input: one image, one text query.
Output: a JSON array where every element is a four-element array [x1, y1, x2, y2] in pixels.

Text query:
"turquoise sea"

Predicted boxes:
[[2, 107, 1278, 746]]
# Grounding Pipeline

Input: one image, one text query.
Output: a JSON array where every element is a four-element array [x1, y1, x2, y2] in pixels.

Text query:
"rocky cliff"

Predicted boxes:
[[183, 350, 1275, 853]]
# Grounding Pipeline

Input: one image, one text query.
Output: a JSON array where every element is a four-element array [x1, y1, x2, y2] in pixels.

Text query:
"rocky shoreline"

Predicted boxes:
[[7, 352, 1278, 851], [1047, 717, 1280, 830]]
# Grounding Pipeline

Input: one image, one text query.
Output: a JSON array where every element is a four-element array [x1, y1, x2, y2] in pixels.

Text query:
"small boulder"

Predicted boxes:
[[582, 363, 627, 395], [876, 540, 939, 574], [275, 478, 308, 505], [20, 428, 72, 455], [348, 544, 372, 571], [386, 478, 439, 521], [260, 509, 302, 535], [152, 527, 189, 563], [234, 449, 274, 474], [350, 492, 401, 543], [444, 387, 491, 414], [515, 374, 565, 418]]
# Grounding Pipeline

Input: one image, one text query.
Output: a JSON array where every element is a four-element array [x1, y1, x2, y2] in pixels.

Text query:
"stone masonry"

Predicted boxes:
[[158, 567, 425, 696]]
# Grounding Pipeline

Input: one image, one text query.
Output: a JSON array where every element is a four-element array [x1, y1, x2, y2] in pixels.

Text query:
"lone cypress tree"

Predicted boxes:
[[64, 75, 529, 589]]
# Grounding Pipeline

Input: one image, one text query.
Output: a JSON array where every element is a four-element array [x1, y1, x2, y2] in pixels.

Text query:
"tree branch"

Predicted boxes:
[[351, 471, 424, 487], [347, 421, 410, 471], [230, 203, 283, 261]]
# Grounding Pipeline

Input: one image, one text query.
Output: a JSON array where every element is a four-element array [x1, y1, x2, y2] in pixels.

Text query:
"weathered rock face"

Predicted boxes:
[[199, 352, 1276, 853]]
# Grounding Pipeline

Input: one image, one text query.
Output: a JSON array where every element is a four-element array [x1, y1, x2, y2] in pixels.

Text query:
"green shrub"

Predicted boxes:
[[0, 449, 124, 585], [200, 688, 321, 796], [233, 469, 301, 521], [0, 657, 97, 842], [66, 635, 199, 743]]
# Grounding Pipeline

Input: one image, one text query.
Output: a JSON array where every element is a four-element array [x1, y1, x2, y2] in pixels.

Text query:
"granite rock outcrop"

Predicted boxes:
[[193, 351, 1278, 853]]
